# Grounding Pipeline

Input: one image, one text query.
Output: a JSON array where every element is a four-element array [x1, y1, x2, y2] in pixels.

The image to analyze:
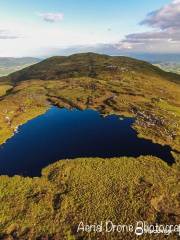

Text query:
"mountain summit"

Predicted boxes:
[[3, 53, 180, 83]]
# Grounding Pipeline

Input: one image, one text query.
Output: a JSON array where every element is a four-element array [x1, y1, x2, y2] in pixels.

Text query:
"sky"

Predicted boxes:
[[0, 0, 180, 57]]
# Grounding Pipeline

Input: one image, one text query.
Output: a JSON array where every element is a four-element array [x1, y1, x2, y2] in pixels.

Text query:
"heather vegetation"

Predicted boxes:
[[0, 157, 179, 239]]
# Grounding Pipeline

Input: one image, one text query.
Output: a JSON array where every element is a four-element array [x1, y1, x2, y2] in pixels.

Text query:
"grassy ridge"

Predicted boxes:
[[4, 53, 180, 83]]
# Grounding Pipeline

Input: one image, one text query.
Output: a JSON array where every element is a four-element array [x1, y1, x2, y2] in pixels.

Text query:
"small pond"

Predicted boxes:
[[0, 106, 174, 176]]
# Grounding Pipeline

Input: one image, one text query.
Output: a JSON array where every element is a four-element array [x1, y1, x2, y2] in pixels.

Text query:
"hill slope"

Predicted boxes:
[[2, 52, 180, 83]]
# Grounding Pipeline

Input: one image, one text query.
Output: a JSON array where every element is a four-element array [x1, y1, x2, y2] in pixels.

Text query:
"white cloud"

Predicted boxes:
[[117, 0, 180, 53], [140, 0, 180, 30], [38, 12, 64, 23], [0, 22, 110, 57], [1, 1, 180, 57], [0, 29, 20, 39]]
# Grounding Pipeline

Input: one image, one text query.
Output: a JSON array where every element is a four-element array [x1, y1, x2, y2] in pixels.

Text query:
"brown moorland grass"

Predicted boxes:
[[0, 156, 179, 240]]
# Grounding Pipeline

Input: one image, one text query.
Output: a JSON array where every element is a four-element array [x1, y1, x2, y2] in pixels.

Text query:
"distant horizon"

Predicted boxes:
[[1, 52, 180, 64]]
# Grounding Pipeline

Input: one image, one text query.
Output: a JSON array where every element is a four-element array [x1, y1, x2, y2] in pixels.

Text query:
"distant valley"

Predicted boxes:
[[0, 57, 41, 77], [153, 62, 180, 74]]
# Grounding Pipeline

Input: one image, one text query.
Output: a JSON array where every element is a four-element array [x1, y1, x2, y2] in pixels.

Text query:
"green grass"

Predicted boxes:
[[0, 156, 179, 239], [157, 100, 180, 117], [0, 84, 13, 97]]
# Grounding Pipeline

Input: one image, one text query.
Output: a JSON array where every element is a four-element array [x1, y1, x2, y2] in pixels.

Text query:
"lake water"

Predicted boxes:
[[0, 106, 174, 176]]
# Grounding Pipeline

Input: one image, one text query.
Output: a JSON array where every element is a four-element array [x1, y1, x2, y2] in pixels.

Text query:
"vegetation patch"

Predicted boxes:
[[0, 156, 179, 239]]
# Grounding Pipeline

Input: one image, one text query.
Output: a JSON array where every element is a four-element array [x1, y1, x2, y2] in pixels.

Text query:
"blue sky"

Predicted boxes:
[[0, 0, 179, 57]]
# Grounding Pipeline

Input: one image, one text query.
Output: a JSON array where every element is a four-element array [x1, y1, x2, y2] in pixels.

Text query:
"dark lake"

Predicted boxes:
[[0, 106, 174, 176]]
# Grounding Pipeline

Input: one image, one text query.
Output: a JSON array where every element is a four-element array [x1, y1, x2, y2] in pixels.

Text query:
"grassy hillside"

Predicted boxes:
[[0, 53, 179, 239], [4, 53, 180, 83]]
